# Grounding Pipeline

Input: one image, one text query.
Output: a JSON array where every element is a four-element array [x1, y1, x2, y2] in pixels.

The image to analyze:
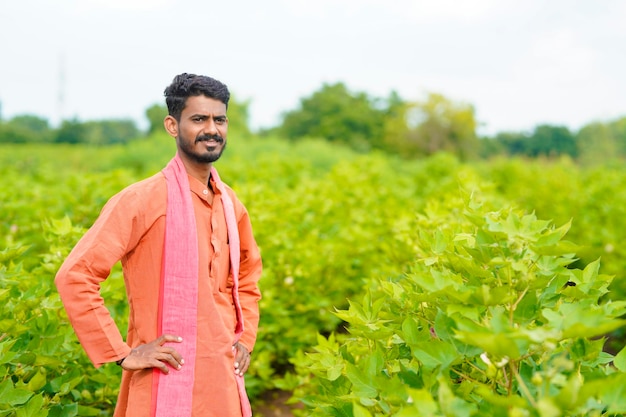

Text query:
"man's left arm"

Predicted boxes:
[[235, 205, 263, 353]]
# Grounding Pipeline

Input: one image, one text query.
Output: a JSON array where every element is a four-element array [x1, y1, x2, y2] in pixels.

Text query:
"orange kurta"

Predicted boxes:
[[55, 170, 262, 417]]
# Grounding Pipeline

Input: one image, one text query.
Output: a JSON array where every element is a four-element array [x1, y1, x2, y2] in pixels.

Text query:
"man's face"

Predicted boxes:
[[171, 95, 228, 164]]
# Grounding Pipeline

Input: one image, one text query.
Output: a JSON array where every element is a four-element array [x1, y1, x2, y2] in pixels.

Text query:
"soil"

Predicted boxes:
[[253, 390, 302, 417]]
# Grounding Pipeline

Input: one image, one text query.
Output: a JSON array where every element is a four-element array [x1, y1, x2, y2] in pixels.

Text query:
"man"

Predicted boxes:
[[55, 73, 262, 417]]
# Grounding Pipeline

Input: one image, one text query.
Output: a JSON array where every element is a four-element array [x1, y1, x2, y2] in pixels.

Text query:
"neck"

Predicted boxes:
[[179, 156, 212, 186]]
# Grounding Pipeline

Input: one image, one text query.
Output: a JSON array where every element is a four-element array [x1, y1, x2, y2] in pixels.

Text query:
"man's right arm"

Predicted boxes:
[[55, 190, 141, 368]]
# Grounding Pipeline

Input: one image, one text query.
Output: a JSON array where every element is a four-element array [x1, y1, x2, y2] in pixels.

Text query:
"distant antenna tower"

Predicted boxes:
[[57, 52, 66, 125]]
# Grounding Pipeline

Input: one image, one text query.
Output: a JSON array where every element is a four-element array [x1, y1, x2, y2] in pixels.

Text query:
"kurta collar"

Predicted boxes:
[[186, 173, 219, 204]]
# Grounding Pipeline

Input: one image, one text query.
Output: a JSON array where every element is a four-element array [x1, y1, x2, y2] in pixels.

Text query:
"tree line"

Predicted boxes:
[[0, 115, 141, 145], [270, 82, 626, 164], [0, 97, 251, 146], [2, 83, 625, 164]]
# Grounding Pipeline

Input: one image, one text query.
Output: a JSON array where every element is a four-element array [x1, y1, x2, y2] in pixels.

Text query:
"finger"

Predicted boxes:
[[122, 340, 184, 372], [233, 344, 251, 375], [234, 348, 245, 365], [233, 344, 245, 369], [122, 353, 172, 373], [237, 355, 251, 375], [157, 334, 184, 345], [233, 342, 249, 358], [153, 357, 171, 374], [158, 351, 184, 370], [158, 345, 184, 360]]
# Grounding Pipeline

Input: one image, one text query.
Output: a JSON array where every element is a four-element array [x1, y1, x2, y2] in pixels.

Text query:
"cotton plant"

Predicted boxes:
[[290, 194, 626, 417]]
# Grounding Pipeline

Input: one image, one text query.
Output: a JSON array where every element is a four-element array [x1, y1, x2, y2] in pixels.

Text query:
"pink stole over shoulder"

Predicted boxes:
[[152, 154, 251, 417]]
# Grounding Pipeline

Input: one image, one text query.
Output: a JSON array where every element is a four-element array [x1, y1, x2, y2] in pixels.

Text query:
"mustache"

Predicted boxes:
[[195, 134, 224, 143]]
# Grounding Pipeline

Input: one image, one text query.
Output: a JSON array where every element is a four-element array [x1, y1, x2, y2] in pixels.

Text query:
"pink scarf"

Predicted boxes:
[[152, 154, 251, 417]]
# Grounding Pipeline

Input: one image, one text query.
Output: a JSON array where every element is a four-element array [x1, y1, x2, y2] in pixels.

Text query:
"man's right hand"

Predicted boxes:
[[119, 334, 184, 374]]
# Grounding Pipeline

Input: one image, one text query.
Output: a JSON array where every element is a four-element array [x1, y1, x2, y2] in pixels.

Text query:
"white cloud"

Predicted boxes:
[[80, 0, 172, 11]]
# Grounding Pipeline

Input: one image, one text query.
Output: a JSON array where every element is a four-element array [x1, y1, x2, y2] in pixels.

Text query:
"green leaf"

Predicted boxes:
[[411, 340, 459, 371], [437, 379, 476, 417], [345, 363, 377, 399], [16, 394, 47, 417], [454, 331, 522, 360], [599, 373, 626, 413], [534, 220, 571, 247], [327, 363, 344, 381], [352, 402, 373, 417], [536, 398, 560, 417], [553, 373, 584, 410], [48, 404, 79, 417], [404, 388, 440, 416], [363, 346, 384, 376], [432, 229, 447, 254], [401, 317, 422, 344], [398, 363, 422, 389], [26, 368, 47, 392], [0, 379, 34, 406], [542, 302, 626, 339], [613, 345, 626, 372]]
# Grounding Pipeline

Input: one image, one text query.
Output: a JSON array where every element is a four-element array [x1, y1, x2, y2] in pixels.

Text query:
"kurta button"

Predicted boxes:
[[203, 189, 209, 195]]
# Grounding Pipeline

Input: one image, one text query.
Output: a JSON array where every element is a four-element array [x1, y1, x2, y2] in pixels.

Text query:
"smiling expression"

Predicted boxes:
[[166, 95, 228, 165]]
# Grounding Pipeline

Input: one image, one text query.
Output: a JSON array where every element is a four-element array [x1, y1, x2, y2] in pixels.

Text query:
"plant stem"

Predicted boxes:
[[510, 362, 537, 408]]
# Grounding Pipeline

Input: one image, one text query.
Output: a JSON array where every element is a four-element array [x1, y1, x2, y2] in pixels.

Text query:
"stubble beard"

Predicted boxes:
[[179, 134, 227, 164]]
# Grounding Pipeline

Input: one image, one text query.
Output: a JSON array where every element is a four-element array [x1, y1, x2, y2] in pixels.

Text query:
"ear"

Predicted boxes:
[[164, 115, 179, 138]]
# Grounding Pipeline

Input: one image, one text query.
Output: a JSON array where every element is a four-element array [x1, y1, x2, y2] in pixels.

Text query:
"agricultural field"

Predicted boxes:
[[1, 135, 626, 416]]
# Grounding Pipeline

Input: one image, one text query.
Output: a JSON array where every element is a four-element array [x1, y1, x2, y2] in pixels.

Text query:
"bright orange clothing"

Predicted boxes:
[[55, 170, 262, 417]]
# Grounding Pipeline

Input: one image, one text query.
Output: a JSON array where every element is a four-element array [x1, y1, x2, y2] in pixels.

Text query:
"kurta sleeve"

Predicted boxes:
[[233, 197, 262, 352], [55, 187, 146, 367]]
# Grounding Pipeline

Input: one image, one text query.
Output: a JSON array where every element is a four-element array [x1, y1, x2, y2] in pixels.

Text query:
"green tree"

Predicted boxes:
[[0, 114, 52, 143], [145, 104, 168, 135], [53, 119, 139, 145], [381, 91, 414, 156], [575, 121, 619, 165], [384, 93, 479, 160], [527, 124, 577, 158], [280, 82, 385, 152], [477, 135, 507, 158], [487, 125, 577, 159], [226, 95, 252, 136], [83, 119, 140, 145], [0, 123, 32, 144], [609, 116, 626, 156], [54, 119, 86, 144], [491, 131, 531, 156], [9, 114, 50, 135]]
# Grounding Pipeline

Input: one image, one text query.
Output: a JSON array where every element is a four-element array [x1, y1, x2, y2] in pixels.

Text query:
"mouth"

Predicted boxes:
[[195, 135, 223, 145], [198, 140, 221, 146]]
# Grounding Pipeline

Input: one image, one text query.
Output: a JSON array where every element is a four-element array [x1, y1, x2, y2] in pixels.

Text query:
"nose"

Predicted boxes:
[[204, 118, 218, 136]]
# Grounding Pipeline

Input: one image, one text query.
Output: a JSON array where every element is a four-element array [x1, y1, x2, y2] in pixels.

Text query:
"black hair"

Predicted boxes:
[[164, 73, 230, 120]]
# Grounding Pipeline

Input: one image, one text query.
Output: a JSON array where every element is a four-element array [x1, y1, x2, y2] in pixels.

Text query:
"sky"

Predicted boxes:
[[1, 0, 625, 135]]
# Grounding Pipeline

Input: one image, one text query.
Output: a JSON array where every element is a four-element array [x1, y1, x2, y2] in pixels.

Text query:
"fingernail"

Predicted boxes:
[[234, 362, 239, 368], [180, 359, 185, 365], [178, 337, 183, 342]]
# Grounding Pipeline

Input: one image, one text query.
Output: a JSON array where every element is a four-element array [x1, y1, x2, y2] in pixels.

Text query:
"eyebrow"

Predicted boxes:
[[190, 114, 227, 119]]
